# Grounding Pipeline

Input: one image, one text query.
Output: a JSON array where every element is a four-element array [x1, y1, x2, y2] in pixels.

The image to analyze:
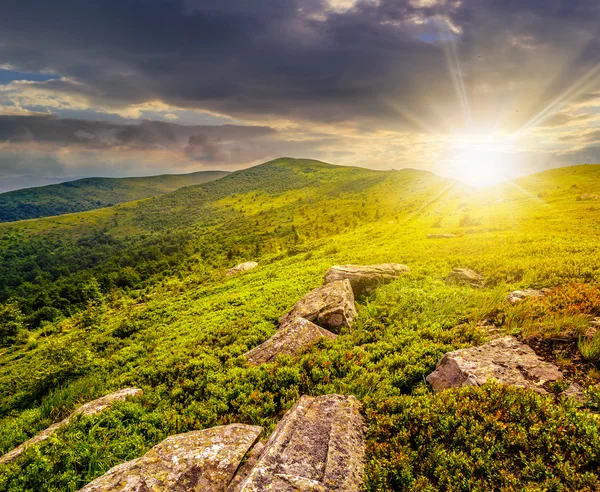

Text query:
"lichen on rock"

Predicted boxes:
[[426, 336, 563, 394], [244, 317, 336, 366], [323, 264, 410, 295], [231, 394, 365, 492], [79, 424, 262, 491], [279, 280, 356, 334]]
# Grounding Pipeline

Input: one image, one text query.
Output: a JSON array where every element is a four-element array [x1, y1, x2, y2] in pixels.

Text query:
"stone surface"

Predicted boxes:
[[0, 388, 143, 465], [446, 268, 484, 287], [226, 262, 259, 276], [79, 424, 262, 492], [228, 441, 266, 490], [426, 234, 456, 239], [279, 280, 357, 334], [231, 394, 365, 492], [323, 264, 410, 295], [244, 317, 336, 366], [426, 336, 563, 394], [507, 289, 548, 303], [560, 383, 586, 404]]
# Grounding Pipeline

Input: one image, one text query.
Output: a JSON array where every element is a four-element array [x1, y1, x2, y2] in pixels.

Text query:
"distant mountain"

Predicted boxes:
[[0, 171, 230, 222]]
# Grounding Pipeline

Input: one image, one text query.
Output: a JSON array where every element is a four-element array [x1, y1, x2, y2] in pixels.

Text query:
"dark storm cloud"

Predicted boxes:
[[1, 0, 600, 186], [0, 114, 276, 151], [4, 0, 598, 131]]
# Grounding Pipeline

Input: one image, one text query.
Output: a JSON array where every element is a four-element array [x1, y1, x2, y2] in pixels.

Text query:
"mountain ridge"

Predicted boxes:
[[0, 170, 230, 223]]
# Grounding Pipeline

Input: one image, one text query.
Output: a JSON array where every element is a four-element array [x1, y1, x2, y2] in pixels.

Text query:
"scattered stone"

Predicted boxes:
[[226, 262, 259, 276], [0, 388, 143, 465], [323, 264, 410, 295], [79, 424, 262, 492], [446, 268, 484, 287], [426, 336, 563, 394], [560, 383, 586, 404], [231, 394, 365, 492], [426, 234, 456, 239], [507, 289, 548, 304], [279, 280, 357, 334], [579, 194, 600, 201], [244, 317, 336, 366]]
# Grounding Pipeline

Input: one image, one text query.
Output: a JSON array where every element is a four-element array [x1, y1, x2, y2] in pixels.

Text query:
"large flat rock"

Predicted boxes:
[[79, 424, 262, 492], [0, 388, 143, 465], [226, 262, 259, 276], [244, 317, 336, 366], [426, 336, 563, 394], [231, 394, 365, 492], [279, 280, 357, 334], [323, 264, 410, 295]]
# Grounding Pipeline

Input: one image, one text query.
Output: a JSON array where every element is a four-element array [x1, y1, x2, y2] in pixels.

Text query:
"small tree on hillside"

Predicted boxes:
[[0, 300, 26, 347]]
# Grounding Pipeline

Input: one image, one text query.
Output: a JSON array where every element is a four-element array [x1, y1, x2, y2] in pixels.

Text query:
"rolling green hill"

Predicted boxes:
[[0, 170, 229, 222], [0, 159, 599, 491]]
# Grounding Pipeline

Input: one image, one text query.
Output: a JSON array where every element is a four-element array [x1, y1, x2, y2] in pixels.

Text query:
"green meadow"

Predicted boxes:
[[1, 159, 599, 490]]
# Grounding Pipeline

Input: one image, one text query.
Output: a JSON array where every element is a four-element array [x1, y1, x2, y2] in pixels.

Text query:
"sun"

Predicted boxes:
[[446, 134, 513, 188]]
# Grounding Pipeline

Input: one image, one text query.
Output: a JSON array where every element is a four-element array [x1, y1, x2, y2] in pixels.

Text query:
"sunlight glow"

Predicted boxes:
[[446, 134, 513, 188]]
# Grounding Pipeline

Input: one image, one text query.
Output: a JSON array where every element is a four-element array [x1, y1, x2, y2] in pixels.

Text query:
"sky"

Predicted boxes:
[[1, 0, 600, 191]]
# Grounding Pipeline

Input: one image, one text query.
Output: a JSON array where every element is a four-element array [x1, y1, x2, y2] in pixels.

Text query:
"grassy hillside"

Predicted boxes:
[[0, 170, 229, 222], [0, 159, 599, 491]]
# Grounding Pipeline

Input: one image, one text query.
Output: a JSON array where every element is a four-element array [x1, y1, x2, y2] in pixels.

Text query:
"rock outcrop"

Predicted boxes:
[[79, 424, 262, 492], [446, 268, 484, 287], [280, 280, 357, 334], [0, 388, 143, 465], [507, 289, 549, 303], [226, 262, 259, 276], [426, 336, 563, 394], [231, 394, 365, 492], [244, 317, 336, 366], [323, 264, 410, 295], [427, 234, 456, 239]]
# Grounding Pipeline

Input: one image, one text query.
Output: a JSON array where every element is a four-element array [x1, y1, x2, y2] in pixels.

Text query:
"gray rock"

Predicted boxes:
[[231, 394, 365, 492], [228, 441, 266, 490], [426, 234, 456, 239], [426, 336, 563, 394], [226, 262, 259, 276], [446, 268, 484, 287], [0, 388, 143, 465], [244, 317, 336, 366], [79, 424, 262, 492], [560, 383, 586, 404], [279, 280, 357, 334], [507, 289, 548, 304], [323, 264, 410, 295]]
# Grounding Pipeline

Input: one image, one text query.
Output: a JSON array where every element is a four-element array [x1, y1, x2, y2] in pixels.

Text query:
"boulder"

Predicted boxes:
[[426, 336, 563, 394], [507, 288, 549, 303], [79, 424, 262, 492], [231, 394, 365, 492], [244, 317, 336, 366], [0, 388, 143, 465], [323, 264, 410, 295], [560, 383, 586, 404], [446, 268, 484, 287], [226, 262, 259, 276], [426, 234, 456, 239], [279, 280, 357, 334]]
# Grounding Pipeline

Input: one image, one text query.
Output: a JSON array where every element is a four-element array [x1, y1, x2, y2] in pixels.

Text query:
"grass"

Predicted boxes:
[[0, 160, 599, 490]]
